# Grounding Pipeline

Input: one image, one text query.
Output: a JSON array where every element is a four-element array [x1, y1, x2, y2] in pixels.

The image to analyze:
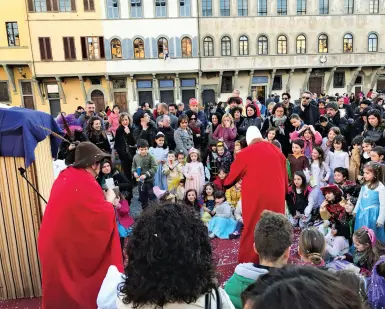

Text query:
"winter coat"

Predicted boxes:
[[133, 122, 157, 146], [289, 130, 322, 155], [158, 126, 176, 150], [108, 113, 120, 135], [114, 125, 136, 162], [349, 148, 361, 182], [57, 130, 88, 164], [216, 149, 233, 173], [212, 125, 237, 152], [206, 122, 220, 146], [97, 169, 132, 193], [237, 116, 262, 136], [79, 113, 105, 130], [363, 121, 385, 147], [314, 121, 333, 138], [115, 200, 134, 229], [224, 263, 269, 309], [174, 127, 194, 156], [293, 104, 320, 126], [329, 111, 349, 137], [286, 186, 312, 216], [132, 153, 158, 183], [87, 132, 111, 153]]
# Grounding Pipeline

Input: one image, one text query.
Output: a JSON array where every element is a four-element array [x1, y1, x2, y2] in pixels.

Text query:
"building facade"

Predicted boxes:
[[0, 0, 384, 115]]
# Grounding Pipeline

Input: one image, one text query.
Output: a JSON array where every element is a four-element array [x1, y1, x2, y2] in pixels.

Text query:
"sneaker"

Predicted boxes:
[[208, 233, 215, 239], [229, 231, 240, 239]]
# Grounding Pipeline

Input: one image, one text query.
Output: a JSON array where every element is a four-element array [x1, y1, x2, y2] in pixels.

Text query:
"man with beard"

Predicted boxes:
[[38, 142, 122, 309], [224, 126, 287, 263], [293, 91, 320, 126], [281, 92, 295, 117], [325, 102, 349, 136], [157, 102, 178, 129]]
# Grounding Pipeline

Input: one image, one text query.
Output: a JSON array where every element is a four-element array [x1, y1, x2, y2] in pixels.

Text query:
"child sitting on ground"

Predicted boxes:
[[319, 184, 346, 224], [225, 180, 242, 208], [298, 228, 326, 267], [176, 179, 185, 202], [229, 199, 243, 239], [224, 211, 292, 309], [208, 191, 237, 239], [201, 182, 216, 224]]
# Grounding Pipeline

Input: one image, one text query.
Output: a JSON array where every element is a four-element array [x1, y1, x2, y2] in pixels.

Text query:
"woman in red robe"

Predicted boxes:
[[38, 142, 123, 309], [224, 126, 288, 263]]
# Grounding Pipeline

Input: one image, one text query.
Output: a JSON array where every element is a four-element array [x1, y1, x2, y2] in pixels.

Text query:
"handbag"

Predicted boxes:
[[204, 287, 222, 309]]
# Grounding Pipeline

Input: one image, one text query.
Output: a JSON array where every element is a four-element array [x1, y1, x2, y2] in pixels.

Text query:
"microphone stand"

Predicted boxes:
[[18, 167, 48, 204]]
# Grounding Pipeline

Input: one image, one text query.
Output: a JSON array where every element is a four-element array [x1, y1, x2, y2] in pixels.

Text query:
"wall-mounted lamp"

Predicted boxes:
[[18, 67, 27, 78]]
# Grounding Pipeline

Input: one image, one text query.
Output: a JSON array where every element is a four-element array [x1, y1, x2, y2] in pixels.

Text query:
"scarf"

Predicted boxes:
[[272, 115, 287, 135]]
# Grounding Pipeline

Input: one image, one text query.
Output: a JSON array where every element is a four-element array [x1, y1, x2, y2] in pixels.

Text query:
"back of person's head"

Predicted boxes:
[[298, 228, 325, 266], [335, 271, 368, 304], [120, 203, 216, 307], [242, 266, 365, 309], [254, 211, 292, 263]]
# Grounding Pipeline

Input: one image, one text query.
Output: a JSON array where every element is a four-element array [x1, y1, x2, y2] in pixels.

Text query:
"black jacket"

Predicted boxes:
[[57, 130, 88, 165], [293, 104, 320, 126], [114, 125, 136, 161], [314, 121, 333, 139], [87, 132, 111, 154], [133, 122, 157, 146], [158, 126, 176, 150], [329, 111, 349, 136], [349, 118, 365, 142], [238, 116, 262, 136], [338, 104, 354, 120], [97, 169, 132, 193]]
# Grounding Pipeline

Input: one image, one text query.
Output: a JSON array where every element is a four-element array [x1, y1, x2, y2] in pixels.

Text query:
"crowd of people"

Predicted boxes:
[[42, 88, 385, 309]]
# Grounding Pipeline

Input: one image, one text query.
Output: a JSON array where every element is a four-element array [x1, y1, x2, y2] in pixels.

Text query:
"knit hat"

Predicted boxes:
[[189, 98, 199, 106], [246, 126, 262, 145], [72, 142, 111, 168]]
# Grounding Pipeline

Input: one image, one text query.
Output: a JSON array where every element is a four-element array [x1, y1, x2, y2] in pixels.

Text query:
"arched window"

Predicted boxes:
[[157, 37, 168, 58], [133, 38, 145, 59], [368, 33, 378, 52], [343, 33, 353, 53], [111, 38, 122, 59], [221, 36, 231, 56], [318, 34, 328, 53], [277, 35, 287, 54], [239, 35, 249, 55], [181, 37, 192, 57], [203, 36, 214, 56], [258, 35, 268, 55], [296, 35, 306, 54]]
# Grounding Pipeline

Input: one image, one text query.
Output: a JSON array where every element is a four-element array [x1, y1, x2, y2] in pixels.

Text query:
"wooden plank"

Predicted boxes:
[[0, 157, 13, 300]]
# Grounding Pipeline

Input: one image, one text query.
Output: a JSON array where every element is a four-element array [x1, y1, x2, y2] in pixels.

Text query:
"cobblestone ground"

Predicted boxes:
[[129, 185, 142, 219]]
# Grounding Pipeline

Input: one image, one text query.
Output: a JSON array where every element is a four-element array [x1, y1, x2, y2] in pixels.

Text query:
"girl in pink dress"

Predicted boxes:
[[183, 148, 205, 196]]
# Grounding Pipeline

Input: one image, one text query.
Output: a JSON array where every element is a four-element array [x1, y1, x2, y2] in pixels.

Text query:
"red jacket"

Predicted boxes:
[[224, 140, 287, 263], [38, 167, 123, 309]]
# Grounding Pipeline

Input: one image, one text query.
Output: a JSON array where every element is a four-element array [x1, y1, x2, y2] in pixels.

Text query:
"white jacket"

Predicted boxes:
[[97, 266, 235, 309]]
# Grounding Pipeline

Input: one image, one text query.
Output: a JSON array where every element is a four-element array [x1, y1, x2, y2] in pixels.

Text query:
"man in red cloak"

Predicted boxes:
[[224, 126, 287, 263], [38, 142, 123, 309]]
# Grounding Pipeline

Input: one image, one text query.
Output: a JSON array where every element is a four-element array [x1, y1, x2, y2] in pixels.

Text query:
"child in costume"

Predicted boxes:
[[349, 135, 363, 182], [367, 256, 385, 308], [183, 148, 205, 196], [208, 191, 237, 239], [225, 180, 242, 208], [288, 139, 309, 180], [176, 179, 185, 202], [149, 132, 168, 190], [319, 184, 346, 224], [201, 182, 216, 224], [326, 135, 349, 183], [354, 162, 385, 242], [162, 151, 183, 193]]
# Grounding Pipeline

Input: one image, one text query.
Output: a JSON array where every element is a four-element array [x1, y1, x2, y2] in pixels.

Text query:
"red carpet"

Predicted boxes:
[[0, 229, 301, 308]]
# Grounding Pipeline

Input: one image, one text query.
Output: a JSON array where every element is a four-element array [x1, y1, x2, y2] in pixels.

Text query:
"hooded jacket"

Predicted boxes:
[[224, 263, 269, 309]]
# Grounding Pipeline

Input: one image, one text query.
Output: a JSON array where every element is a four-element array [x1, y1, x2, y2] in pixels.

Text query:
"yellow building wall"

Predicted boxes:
[[0, 0, 33, 62]]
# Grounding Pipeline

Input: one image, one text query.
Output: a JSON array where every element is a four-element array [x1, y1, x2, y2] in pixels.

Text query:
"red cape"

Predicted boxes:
[[224, 140, 287, 263], [38, 167, 123, 309]]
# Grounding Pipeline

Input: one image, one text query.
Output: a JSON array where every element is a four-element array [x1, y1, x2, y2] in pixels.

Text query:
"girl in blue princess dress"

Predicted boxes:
[[354, 162, 385, 242], [149, 132, 168, 190], [208, 190, 237, 239]]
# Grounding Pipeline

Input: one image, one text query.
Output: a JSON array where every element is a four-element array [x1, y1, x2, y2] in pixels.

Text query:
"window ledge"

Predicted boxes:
[[0, 46, 28, 49]]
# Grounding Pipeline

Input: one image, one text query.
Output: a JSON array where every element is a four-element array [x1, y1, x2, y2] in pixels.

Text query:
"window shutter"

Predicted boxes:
[[192, 36, 198, 57], [104, 38, 111, 60], [89, 0, 95, 10], [175, 37, 181, 57], [99, 37, 105, 58], [122, 38, 129, 59], [80, 37, 88, 59], [63, 37, 70, 59], [39, 38, 46, 60], [52, 0, 59, 11], [127, 38, 134, 59], [71, 0, 77, 11], [83, 0, 89, 10], [69, 37, 76, 59], [151, 37, 157, 58], [144, 38, 151, 58], [27, 0, 35, 12], [45, 38, 52, 60], [169, 37, 175, 58]]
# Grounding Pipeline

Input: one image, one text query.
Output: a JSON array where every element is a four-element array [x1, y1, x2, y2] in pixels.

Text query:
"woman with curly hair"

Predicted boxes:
[[85, 116, 111, 153], [97, 203, 234, 309]]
